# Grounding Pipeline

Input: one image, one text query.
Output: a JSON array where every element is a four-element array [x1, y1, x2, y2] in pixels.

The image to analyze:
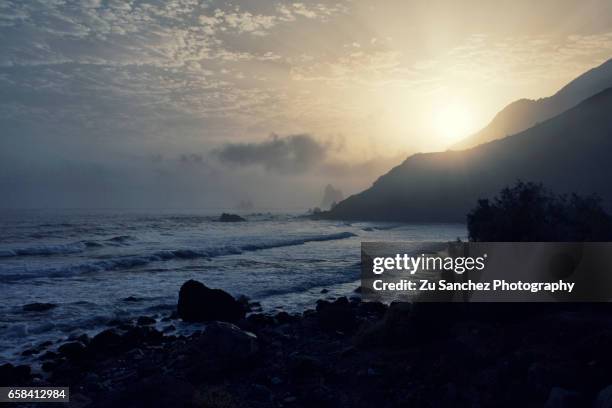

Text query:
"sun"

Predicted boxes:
[[432, 103, 476, 145]]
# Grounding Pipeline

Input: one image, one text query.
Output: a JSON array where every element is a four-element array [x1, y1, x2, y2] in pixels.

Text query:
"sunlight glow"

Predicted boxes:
[[431, 103, 477, 144]]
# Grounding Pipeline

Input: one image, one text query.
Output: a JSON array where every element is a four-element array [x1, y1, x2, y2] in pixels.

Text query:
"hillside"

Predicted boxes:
[[324, 88, 612, 222], [452, 58, 612, 150]]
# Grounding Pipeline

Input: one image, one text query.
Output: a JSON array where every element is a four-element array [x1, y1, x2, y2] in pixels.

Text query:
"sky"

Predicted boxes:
[[1, 0, 612, 209]]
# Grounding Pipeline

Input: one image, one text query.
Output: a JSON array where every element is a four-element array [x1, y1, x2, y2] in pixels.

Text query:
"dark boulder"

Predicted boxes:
[[89, 329, 123, 353], [96, 374, 195, 408], [315, 297, 357, 333], [0, 363, 32, 386], [358, 301, 388, 317], [22, 302, 57, 312], [275, 311, 298, 324], [38, 340, 54, 348], [39, 351, 58, 361], [177, 280, 246, 323], [287, 353, 325, 380], [136, 316, 156, 326], [244, 313, 275, 329], [219, 213, 246, 222], [57, 341, 86, 360], [544, 387, 582, 408], [122, 326, 163, 347], [181, 322, 259, 381], [197, 322, 258, 359], [595, 385, 612, 408], [354, 302, 411, 348]]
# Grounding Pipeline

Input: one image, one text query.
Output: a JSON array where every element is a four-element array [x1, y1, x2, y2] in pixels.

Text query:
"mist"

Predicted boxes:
[[0, 123, 398, 210]]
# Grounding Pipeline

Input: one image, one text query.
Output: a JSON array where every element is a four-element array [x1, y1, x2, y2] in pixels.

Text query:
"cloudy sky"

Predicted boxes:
[[1, 0, 612, 209]]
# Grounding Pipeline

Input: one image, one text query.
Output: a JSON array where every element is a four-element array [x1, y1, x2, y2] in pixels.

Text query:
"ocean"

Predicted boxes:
[[0, 209, 465, 364]]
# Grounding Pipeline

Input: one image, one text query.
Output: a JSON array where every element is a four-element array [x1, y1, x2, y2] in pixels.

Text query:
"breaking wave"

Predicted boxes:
[[0, 232, 357, 282]]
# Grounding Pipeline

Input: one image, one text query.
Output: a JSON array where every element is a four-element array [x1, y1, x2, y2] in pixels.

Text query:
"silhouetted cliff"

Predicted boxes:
[[324, 88, 612, 222], [453, 58, 612, 149]]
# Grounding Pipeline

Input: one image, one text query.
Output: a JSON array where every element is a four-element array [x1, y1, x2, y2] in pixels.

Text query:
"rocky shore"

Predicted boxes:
[[3, 281, 612, 408]]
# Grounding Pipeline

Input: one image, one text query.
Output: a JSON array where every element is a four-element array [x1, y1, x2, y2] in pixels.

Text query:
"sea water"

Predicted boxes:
[[0, 209, 465, 364]]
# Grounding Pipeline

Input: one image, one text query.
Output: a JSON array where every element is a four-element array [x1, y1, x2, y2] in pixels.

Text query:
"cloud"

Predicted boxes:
[[213, 133, 328, 174]]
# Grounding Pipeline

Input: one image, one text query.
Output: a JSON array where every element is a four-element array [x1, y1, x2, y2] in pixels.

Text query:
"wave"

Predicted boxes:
[[241, 231, 356, 251], [105, 235, 133, 243], [0, 242, 87, 257], [0, 235, 136, 258], [0, 231, 357, 282]]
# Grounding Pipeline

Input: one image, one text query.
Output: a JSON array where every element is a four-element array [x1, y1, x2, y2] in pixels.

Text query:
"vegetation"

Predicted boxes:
[[467, 181, 612, 241]]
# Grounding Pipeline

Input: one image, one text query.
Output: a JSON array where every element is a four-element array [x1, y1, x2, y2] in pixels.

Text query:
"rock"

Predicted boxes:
[[98, 374, 194, 407], [383, 302, 412, 333], [89, 329, 122, 353], [122, 326, 162, 347], [57, 341, 86, 360], [67, 333, 89, 345], [125, 348, 145, 361], [409, 302, 453, 339], [163, 324, 176, 333], [358, 301, 388, 316], [0, 363, 31, 386], [353, 302, 411, 348], [137, 316, 156, 326], [356, 302, 452, 347], [288, 353, 324, 380], [106, 318, 124, 326], [122, 296, 142, 302], [544, 387, 581, 408], [22, 302, 57, 312], [39, 351, 58, 360], [275, 311, 297, 324], [249, 384, 272, 402], [236, 294, 251, 312], [76, 333, 90, 345], [41, 360, 61, 372], [246, 313, 274, 327], [38, 340, 53, 348], [316, 297, 357, 333], [354, 286, 375, 295], [320, 288, 329, 294], [193, 386, 241, 408], [177, 280, 246, 323], [595, 385, 612, 408], [219, 213, 246, 222], [70, 393, 93, 408], [183, 322, 258, 380], [21, 348, 38, 356], [199, 321, 258, 359], [527, 362, 553, 395]]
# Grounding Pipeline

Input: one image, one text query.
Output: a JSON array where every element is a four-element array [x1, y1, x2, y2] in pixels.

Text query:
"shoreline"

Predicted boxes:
[[3, 282, 612, 407]]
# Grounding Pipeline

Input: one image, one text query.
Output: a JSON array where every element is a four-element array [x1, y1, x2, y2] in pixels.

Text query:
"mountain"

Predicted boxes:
[[323, 87, 612, 222], [452, 58, 612, 150]]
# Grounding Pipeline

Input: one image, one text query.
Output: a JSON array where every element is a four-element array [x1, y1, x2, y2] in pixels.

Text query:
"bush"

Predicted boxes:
[[467, 181, 612, 241]]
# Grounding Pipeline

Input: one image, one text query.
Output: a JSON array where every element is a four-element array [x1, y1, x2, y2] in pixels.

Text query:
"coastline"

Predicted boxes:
[[3, 282, 612, 407]]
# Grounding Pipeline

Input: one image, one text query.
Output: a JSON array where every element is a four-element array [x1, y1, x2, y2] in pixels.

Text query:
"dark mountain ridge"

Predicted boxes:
[[324, 87, 612, 222], [452, 58, 612, 150]]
